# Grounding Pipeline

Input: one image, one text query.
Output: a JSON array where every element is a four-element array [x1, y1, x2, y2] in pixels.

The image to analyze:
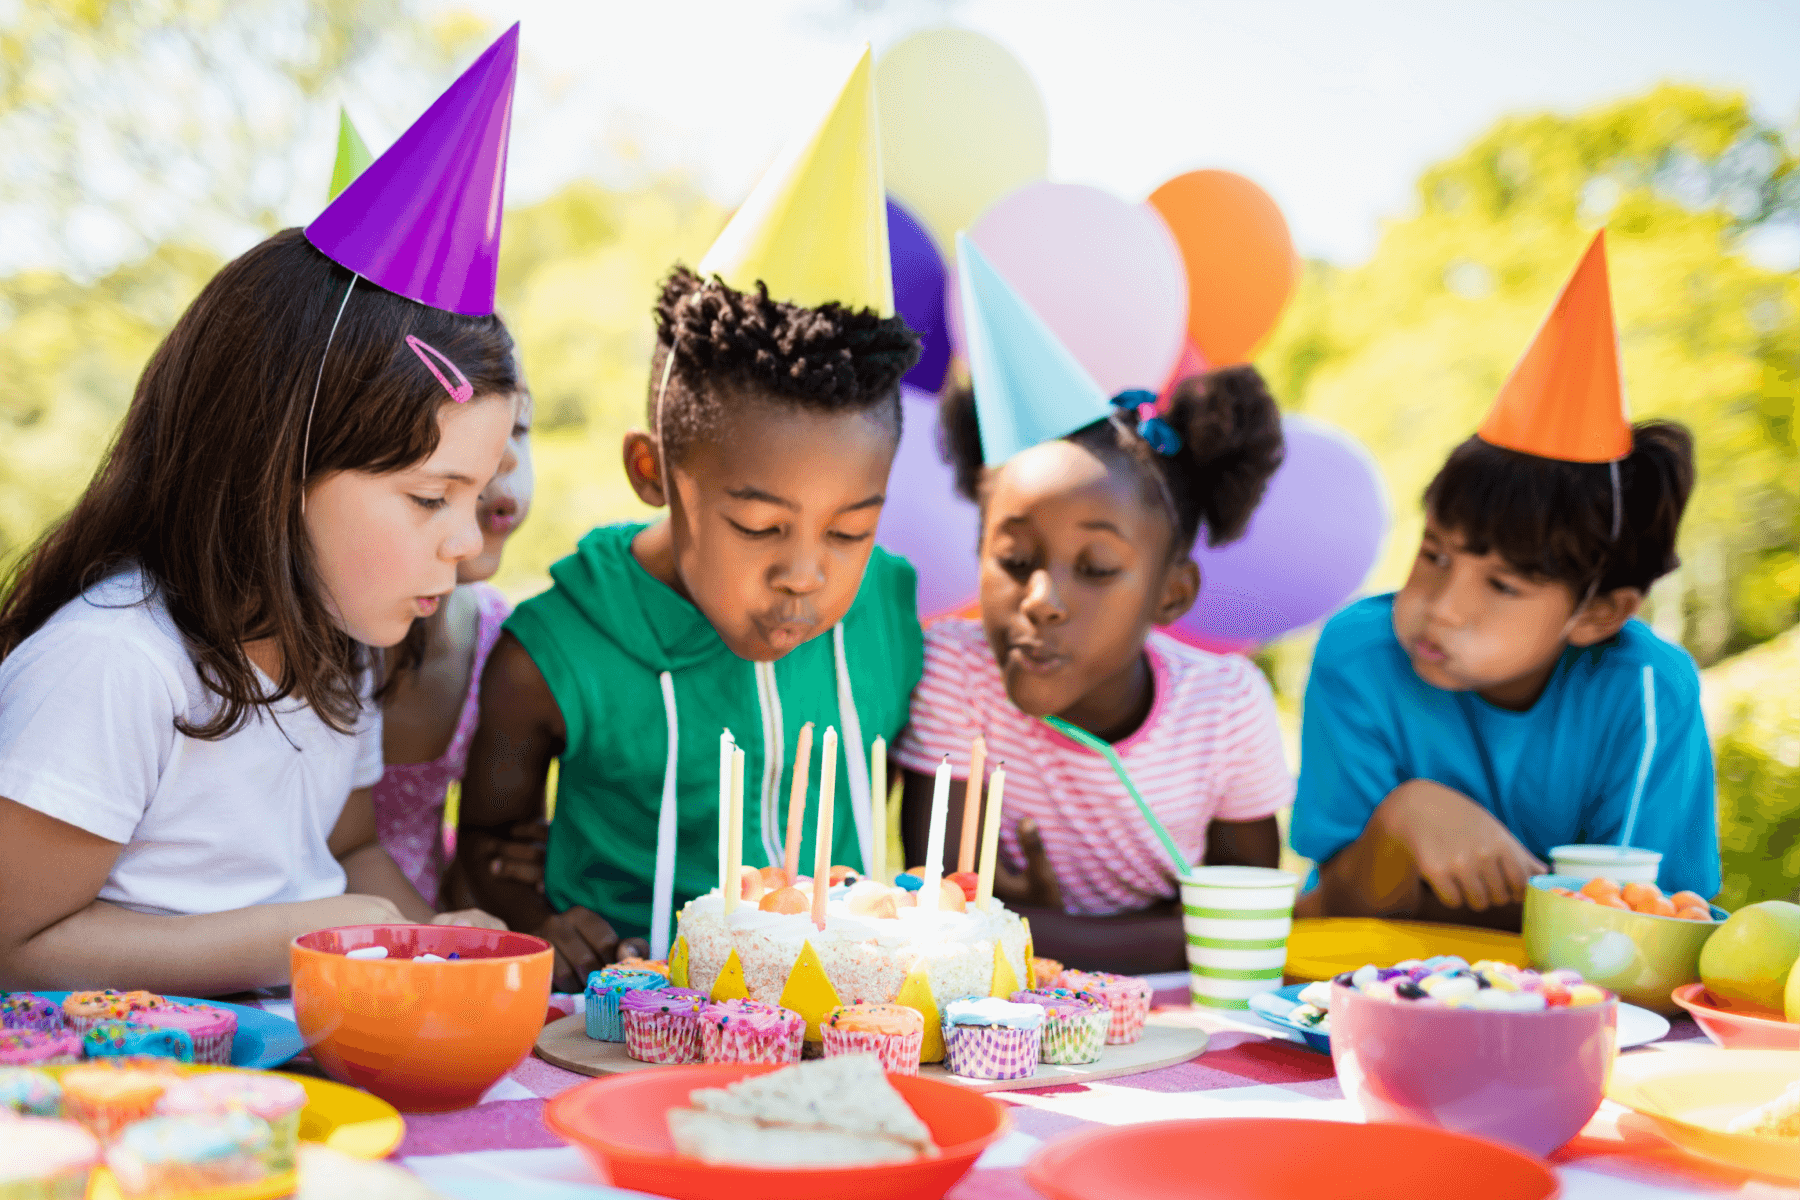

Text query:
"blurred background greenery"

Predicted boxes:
[[2, 1, 1796, 907]]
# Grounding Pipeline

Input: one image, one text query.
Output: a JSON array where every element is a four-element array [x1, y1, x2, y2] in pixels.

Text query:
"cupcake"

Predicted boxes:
[[0, 1030, 82, 1067], [1030, 957, 1065, 989], [126, 1003, 236, 1066], [621, 988, 708, 1065], [584, 967, 670, 1042], [155, 1071, 307, 1173], [0, 1117, 99, 1199], [106, 1112, 271, 1197], [83, 1021, 194, 1064], [821, 1003, 924, 1076], [61, 1065, 171, 1142], [0, 1068, 62, 1117], [942, 998, 1044, 1081], [0, 994, 65, 1034], [698, 999, 805, 1065], [1056, 970, 1153, 1045], [1010, 989, 1109, 1064], [61, 991, 164, 1038]]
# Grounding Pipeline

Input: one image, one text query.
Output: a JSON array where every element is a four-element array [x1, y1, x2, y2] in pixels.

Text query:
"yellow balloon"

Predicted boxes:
[[876, 28, 1049, 253]]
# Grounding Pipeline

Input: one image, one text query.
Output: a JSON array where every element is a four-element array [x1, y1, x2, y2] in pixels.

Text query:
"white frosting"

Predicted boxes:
[[679, 888, 1029, 1010], [946, 997, 1045, 1028]]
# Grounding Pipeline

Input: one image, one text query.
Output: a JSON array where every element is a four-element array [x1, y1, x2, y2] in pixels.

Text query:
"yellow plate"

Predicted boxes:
[[40, 1062, 403, 1200], [1284, 918, 1526, 981], [1607, 1048, 1800, 1180]]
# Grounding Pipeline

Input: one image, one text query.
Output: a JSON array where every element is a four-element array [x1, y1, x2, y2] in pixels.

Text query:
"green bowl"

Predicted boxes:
[[1522, 874, 1725, 1014]]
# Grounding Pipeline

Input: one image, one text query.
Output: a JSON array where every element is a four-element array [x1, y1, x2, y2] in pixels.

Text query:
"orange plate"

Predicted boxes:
[[543, 1062, 1008, 1200], [1671, 983, 1800, 1050], [1025, 1118, 1559, 1200]]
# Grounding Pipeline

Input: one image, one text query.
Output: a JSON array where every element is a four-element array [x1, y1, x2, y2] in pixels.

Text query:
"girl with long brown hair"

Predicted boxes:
[[0, 28, 523, 992]]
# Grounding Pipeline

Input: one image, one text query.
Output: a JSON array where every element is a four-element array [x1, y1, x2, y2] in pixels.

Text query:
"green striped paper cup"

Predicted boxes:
[[1180, 865, 1299, 1010]]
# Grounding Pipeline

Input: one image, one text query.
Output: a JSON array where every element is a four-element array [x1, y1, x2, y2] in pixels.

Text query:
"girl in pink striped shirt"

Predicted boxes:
[[897, 367, 1293, 973]]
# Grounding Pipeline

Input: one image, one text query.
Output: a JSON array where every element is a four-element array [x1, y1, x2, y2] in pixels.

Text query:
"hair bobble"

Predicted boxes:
[[1110, 389, 1182, 456]]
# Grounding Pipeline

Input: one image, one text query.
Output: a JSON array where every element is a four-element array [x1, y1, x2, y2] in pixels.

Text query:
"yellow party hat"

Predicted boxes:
[[696, 44, 893, 315]]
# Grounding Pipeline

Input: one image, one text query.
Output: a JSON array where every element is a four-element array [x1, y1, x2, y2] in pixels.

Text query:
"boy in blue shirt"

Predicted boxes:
[[1292, 232, 1718, 929]]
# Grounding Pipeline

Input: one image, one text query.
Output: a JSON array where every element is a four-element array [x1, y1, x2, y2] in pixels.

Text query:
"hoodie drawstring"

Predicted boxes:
[[649, 670, 680, 959], [834, 625, 873, 874], [754, 660, 786, 866]]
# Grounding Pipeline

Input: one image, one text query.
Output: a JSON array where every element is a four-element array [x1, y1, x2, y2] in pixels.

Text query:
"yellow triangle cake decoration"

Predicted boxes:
[[670, 935, 690, 989], [1022, 917, 1035, 972], [778, 941, 841, 1043], [709, 948, 749, 1002], [989, 939, 1020, 999], [894, 959, 944, 1063]]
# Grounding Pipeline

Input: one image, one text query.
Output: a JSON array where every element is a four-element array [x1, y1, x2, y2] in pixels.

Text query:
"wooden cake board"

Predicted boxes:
[[535, 1012, 1209, 1094]]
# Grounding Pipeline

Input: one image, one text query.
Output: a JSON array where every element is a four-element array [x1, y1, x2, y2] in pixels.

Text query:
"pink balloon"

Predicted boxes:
[[875, 385, 981, 618], [950, 183, 1189, 397]]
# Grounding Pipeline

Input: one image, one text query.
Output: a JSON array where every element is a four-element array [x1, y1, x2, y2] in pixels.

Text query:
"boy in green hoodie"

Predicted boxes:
[[457, 49, 924, 989]]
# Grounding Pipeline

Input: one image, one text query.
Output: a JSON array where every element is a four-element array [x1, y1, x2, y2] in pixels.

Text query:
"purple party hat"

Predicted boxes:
[[306, 24, 518, 315]]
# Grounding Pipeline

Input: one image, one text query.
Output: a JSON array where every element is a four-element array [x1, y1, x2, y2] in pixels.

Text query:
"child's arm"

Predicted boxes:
[[0, 797, 407, 993], [1305, 779, 1545, 927], [458, 632, 632, 989]]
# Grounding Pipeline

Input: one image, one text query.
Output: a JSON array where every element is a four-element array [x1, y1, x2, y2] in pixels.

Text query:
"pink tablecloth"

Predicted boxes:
[[267, 983, 1789, 1199]]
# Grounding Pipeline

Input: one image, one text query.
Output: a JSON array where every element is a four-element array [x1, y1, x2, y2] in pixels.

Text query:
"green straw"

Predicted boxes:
[[1042, 715, 1190, 874]]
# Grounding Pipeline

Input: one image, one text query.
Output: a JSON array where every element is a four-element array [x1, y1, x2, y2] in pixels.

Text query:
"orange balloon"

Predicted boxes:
[[1147, 170, 1296, 366]]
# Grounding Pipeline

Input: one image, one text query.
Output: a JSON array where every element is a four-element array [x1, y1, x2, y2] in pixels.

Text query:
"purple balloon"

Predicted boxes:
[[1179, 416, 1389, 645], [887, 197, 949, 392], [876, 385, 979, 617]]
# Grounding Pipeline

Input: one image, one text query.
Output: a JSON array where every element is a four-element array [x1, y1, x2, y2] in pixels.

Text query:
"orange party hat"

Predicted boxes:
[[1477, 231, 1631, 463]]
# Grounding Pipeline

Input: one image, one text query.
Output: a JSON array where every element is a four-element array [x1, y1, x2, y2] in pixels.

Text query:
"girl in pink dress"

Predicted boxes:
[[375, 388, 533, 905]]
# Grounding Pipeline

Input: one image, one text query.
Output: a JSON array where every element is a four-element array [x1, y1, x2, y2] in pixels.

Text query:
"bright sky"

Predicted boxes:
[[445, 0, 1800, 266]]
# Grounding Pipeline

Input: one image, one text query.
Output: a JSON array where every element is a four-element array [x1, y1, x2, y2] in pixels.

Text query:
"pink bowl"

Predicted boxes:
[[1329, 982, 1617, 1156]]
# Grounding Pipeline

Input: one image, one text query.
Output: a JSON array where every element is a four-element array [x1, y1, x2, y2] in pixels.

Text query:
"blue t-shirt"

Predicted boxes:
[[1291, 594, 1719, 898]]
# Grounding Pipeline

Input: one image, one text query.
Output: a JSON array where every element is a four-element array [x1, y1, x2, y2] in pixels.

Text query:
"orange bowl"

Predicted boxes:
[[291, 924, 552, 1113], [1671, 982, 1800, 1050], [1025, 1118, 1558, 1200], [543, 1062, 1008, 1200]]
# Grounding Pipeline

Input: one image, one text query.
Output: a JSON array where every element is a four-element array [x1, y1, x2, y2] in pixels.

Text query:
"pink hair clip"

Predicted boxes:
[[406, 334, 474, 403]]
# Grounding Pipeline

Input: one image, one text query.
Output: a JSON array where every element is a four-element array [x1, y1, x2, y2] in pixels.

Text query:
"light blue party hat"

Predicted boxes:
[[957, 233, 1110, 463]]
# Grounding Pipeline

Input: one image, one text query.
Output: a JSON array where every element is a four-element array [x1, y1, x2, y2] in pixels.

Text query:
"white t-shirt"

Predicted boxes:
[[0, 567, 383, 916]]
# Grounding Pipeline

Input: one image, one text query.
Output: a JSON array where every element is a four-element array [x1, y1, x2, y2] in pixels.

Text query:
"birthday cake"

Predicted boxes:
[[672, 883, 1031, 1060]]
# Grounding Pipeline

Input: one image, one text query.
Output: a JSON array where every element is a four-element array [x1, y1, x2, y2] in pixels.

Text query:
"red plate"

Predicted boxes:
[[543, 1063, 1007, 1200], [1025, 1118, 1559, 1200], [1671, 982, 1800, 1050]]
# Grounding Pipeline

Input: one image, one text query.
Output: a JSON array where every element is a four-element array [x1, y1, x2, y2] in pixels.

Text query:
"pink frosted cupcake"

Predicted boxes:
[[126, 1003, 236, 1066], [698, 1000, 805, 1065], [61, 991, 165, 1038], [1056, 970, 1153, 1045], [0, 1117, 100, 1198], [821, 1003, 924, 1076], [0, 993, 66, 1034], [156, 1071, 307, 1173], [0, 1029, 83, 1066], [621, 988, 708, 1065]]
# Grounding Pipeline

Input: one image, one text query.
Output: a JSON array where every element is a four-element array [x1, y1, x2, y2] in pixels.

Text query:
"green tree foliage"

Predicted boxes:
[[1704, 626, 1800, 908], [1261, 85, 1800, 666]]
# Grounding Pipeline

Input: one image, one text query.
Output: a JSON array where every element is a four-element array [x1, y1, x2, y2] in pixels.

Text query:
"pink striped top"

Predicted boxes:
[[895, 619, 1293, 916]]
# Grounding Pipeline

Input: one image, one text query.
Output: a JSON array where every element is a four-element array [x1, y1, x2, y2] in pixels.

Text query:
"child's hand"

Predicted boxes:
[[430, 908, 507, 931], [533, 905, 632, 992], [990, 818, 1065, 910], [481, 820, 550, 891], [1381, 780, 1548, 912]]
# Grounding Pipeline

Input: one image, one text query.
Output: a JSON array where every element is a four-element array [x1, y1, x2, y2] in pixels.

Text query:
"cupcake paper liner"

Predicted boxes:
[[1103, 989, 1151, 1045], [700, 1017, 804, 1065], [820, 1025, 923, 1076], [943, 1024, 1040, 1081], [584, 995, 629, 1043], [1039, 1009, 1109, 1064], [623, 1009, 701, 1065]]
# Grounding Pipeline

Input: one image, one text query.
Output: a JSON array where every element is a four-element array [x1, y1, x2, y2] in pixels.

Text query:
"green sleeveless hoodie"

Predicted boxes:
[[504, 523, 923, 948]]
